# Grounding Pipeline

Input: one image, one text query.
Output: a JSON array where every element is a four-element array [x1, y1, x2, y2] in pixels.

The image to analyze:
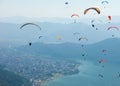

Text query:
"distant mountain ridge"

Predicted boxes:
[[0, 21, 119, 45], [16, 38, 120, 62]]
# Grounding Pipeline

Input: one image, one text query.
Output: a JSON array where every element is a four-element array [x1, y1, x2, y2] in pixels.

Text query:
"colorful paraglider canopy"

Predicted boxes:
[[108, 26, 119, 30], [99, 59, 106, 63], [55, 35, 62, 40], [84, 7, 100, 15], [108, 16, 111, 21], [71, 14, 79, 18], [20, 23, 41, 30]]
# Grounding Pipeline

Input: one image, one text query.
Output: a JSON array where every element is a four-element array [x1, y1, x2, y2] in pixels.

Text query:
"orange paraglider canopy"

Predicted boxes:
[[84, 7, 101, 15]]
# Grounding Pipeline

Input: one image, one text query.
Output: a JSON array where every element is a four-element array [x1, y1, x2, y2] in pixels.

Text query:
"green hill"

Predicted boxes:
[[0, 68, 31, 86]]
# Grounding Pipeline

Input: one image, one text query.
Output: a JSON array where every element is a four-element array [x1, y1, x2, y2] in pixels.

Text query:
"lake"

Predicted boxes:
[[46, 60, 120, 86]]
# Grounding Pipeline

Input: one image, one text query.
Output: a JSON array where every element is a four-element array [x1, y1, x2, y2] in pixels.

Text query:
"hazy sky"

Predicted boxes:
[[0, 0, 119, 18]]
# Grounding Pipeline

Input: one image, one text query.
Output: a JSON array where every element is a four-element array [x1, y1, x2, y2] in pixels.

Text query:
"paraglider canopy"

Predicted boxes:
[[73, 32, 80, 35], [71, 14, 79, 23], [79, 37, 88, 41], [108, 26, 119, 30], [108, 16, 111, 21], [101, 1, 109, 8], [20, 23, 41, 30], [91, 19, 102, 24], [84, 7, 101, 15], [107, 26, 119, 37], [20, 22, 42, 46], [108, 16, 111, 23], [99, 59, 106, 63], [39, 36, 43, 39], [55, 35, 62, 40], [101, 1, 109, 4], [71, 14, 79, 18]]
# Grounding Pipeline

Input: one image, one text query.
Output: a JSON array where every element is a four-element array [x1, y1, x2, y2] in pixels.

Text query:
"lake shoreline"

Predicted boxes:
[[40, 63, 81, 86]]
